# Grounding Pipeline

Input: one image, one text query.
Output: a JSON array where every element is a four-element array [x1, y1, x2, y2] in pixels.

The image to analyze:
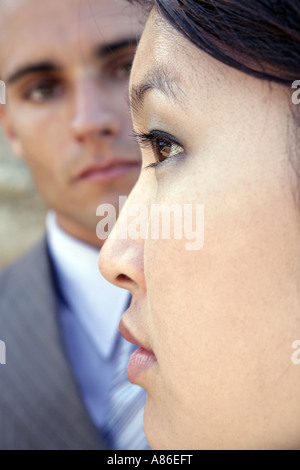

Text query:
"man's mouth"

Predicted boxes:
[[74, 159, 141, 183]]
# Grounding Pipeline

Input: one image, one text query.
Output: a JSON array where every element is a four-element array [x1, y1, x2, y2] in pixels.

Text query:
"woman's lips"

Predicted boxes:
[[127, 347, 157, 384], [119, 319, 157, 384], [75, 160, 140, 183]]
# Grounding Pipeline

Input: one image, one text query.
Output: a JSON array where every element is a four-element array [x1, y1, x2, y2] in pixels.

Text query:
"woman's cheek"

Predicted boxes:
[[145, 236, 202, 370]]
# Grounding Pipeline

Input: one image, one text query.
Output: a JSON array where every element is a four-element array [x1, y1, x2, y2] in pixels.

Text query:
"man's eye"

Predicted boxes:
[[108, 54, 135, 81], [153, 137, 184, 163], [115, 60, 133, 79], [25, 81, 63, 102]]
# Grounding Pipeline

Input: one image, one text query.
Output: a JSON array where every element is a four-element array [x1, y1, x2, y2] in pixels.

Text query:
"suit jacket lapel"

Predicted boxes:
[[0, 239, 106, 449]]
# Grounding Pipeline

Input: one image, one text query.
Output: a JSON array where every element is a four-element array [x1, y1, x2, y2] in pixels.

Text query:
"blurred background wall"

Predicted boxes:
[[0, 127, 46, 269]]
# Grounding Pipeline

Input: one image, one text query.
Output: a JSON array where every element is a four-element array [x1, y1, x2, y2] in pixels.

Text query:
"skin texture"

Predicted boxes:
[[100, 9, 300, 449], [0, 0, 143, 246]]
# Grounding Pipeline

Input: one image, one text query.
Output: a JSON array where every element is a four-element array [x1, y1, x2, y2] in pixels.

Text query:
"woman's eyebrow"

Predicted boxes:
[[130, 67, 182, 116]]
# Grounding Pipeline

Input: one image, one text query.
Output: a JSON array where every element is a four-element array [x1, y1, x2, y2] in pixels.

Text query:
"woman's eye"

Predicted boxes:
[[133, 130, 184, 168], [153, 137, 184, 163]]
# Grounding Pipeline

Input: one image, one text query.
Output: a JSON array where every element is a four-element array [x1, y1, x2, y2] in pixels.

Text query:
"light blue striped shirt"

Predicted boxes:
[[47, 212, 148, 450]]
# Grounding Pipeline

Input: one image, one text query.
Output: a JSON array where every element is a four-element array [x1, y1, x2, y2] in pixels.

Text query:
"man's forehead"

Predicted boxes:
[[0, 0, 22, 23], [0, 0, 141, 31], [0, 0, 52, 23], [0, 0, 23, 13], [0, 0, 142, 78]]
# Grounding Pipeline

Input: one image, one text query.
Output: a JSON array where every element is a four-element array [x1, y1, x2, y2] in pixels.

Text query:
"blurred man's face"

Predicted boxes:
[[0, 0, 143, 246]]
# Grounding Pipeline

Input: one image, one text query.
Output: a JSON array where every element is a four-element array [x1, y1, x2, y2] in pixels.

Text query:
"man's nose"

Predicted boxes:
[[70, 76, 121, 142]]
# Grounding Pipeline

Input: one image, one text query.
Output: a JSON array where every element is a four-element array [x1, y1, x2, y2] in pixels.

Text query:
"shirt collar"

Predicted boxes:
[[46, 211, 130, 358]]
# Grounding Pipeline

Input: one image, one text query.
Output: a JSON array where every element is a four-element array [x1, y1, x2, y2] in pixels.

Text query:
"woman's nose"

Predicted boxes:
[[99, 184, 147, 294]]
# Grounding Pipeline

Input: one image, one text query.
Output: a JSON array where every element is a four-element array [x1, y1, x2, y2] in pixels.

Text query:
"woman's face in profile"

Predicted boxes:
[[100, 8, 300, 449]]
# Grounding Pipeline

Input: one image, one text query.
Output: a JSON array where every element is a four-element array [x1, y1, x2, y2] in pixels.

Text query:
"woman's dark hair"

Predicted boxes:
[[129, 0, 300, 86]]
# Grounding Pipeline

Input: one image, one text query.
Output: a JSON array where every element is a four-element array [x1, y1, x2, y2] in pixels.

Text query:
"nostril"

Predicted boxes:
[[101, 128, 114, 137], [117, 274, 132, 283]]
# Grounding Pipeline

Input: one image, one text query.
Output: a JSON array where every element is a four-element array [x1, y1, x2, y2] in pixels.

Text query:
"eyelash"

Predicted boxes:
[[133, 130, 184, 169]]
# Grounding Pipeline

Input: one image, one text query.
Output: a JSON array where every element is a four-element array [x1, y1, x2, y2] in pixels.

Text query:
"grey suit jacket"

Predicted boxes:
[[0, 239, 106, 450]]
